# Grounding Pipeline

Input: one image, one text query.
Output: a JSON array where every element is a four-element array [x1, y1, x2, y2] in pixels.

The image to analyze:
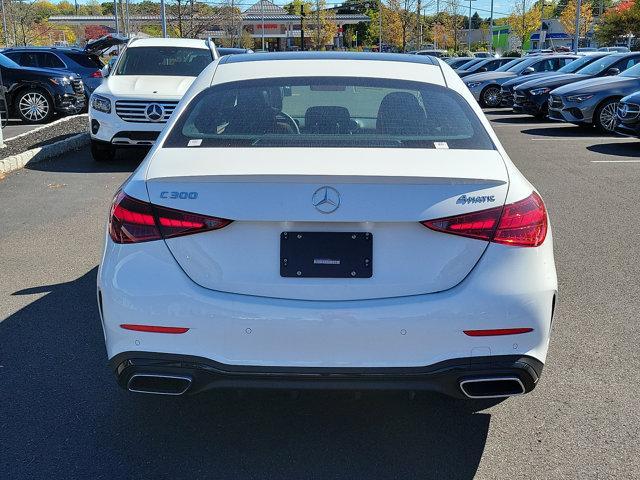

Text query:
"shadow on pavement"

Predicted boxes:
[[25, 146, 147, 174], [520, 125, 607, 137], [1, 268, 492, 479], [587, 142, 640, 157], [489, 115, 543, 124]]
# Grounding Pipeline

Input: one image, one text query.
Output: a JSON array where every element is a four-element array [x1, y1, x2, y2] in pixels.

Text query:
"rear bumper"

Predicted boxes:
[[98, 228, 557, 372], [110, 351, 544, 399]]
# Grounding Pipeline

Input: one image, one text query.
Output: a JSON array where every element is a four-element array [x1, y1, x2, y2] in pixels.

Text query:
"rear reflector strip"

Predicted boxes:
[[120, 324, 189, 334], [463, 328, 533, 337]]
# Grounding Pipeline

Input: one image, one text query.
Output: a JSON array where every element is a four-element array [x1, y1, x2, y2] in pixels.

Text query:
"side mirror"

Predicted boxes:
[[522, 66, 535, 75], [606, 67, 620, 76]]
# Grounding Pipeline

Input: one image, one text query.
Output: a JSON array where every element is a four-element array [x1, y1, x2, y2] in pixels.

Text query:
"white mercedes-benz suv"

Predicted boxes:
[[88, 37, 218, 162], [98, 53, 557, 400]]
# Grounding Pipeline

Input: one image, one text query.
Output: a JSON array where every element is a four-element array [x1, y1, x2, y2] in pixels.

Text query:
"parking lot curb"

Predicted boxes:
[[0, 132, 90, 175]]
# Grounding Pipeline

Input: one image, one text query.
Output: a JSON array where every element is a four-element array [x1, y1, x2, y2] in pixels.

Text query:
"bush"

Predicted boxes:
[[503, 50, 522, 57]]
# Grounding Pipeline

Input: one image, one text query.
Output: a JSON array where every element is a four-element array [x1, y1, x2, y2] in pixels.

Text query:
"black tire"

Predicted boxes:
[[15, 88, 54, 124], [480, 85, 502, 108], [594, 98, 619, 133], [91, 140, 116, 162]]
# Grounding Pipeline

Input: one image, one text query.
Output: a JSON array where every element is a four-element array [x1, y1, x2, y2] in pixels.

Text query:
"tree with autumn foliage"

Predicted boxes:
[[559, 0, 593, 41], [595, 0, 640, 46], [507, 0, 541, 49]]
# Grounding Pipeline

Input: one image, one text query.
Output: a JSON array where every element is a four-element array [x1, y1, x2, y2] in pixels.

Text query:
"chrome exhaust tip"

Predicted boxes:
[[127, 373, 192, 396], [459, 376, 526, 399]]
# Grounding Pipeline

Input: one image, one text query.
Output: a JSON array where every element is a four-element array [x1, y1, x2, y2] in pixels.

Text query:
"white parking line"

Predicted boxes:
[[591, 160, 640, 163]]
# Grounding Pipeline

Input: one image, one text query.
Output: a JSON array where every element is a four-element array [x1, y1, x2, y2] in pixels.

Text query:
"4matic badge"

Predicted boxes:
[[456, 194, 496, 205]]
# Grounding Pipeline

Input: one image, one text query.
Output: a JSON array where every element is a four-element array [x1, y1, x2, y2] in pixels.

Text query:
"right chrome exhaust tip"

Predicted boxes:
[[459, 376, 526, 399], [127, 373, 192, 396]]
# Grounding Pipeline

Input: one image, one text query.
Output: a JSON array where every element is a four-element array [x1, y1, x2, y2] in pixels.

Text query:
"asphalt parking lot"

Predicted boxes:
[[1, 112, 639, 479]]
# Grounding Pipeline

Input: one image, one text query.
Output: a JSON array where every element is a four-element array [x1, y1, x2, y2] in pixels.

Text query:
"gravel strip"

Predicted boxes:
[[1, 115, 88, 159]]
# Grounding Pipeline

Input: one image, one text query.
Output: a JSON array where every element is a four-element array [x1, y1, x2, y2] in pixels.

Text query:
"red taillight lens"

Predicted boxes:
[[109, 191, 232, 244], [422, 192, 547, 247], [90, 70, 103, 78]]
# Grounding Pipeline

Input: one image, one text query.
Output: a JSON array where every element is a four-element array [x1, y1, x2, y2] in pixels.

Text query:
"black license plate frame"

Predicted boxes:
[[280, 232, 372, 278]]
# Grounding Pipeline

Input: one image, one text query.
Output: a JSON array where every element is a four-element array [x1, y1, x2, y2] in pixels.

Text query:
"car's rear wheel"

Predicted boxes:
[[15, 89, 54, 124], [595, 99, 619, 133], [480, 86, 501, 108], [91, 140, 116, 162]]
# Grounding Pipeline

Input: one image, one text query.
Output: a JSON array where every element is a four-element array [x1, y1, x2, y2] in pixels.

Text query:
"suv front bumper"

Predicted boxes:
[[89, 108, 166, 145]]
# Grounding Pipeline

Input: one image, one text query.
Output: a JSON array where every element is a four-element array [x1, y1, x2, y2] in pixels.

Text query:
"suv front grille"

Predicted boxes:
[[115, 100, 179, 123], [71, 79, 84, 94]]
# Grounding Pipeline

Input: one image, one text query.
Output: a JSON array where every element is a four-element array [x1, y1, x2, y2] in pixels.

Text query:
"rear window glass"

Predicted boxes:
[[115, 46, 212, 76], [66, 52, 103, 68], [165, 77, 494, 150]]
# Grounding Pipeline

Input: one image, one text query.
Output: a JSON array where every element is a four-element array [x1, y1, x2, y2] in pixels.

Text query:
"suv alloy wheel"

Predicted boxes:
[[16, 89, 54, 124]]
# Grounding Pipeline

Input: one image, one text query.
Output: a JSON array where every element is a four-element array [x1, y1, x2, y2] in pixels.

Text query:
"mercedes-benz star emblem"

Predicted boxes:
[[312, 186, 340, 214], [620, 104, 629, 117], [145, 103, 165, 122]]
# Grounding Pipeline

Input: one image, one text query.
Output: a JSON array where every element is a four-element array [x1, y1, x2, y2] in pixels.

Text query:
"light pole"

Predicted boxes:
[[378, 0, 383, 52], [574, 0, 582, 53], [467, 0, 476, 51], [113, 0, 119, 35], [489, 0, 493, 54], [161, 0, 167, 37], [261, 0, 265, 51]]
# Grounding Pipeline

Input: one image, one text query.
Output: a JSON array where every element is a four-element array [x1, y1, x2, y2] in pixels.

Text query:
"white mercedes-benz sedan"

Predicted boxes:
[[98, 52, 557, 400]]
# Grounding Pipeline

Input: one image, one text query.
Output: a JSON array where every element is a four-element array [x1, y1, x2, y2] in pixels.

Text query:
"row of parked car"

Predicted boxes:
[[0, 35, 251, 125], [448, 51, 640, 137]]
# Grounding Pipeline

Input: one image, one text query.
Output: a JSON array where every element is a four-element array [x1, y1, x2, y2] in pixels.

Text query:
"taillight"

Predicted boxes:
[[109, 191, 231, 244], [422, 192, 547, 247], [90, 70, 103, 78]]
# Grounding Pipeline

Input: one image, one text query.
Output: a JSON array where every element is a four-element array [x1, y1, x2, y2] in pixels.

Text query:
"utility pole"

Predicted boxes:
[[522, 0, 525, 50], [468, 0, 471, 51], [74, 0, 78, 15], [574, 0, 582, 53], [161, 0, 167, 37], [300, 4, 305, 51]]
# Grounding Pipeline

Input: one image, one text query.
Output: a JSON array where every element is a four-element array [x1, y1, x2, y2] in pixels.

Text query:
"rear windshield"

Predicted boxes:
[[114, 46, 212, 76], [66, 52, 103, 68], [164, 77, 495, 150]]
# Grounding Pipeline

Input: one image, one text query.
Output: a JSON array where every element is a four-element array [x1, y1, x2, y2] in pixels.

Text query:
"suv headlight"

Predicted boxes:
[[566, 94, 594, 103], [529, 87, 550, 96], [91, 95, 111, 114], [49, 77, 72, 86], [466, 82, 483, 89]]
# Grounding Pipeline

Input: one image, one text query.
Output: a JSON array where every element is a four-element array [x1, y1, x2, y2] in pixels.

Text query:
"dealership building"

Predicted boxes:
[[49, 0, 369, 51]]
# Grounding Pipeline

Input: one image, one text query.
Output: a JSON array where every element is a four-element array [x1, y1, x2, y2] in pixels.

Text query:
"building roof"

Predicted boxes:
[[243, 0, 288, 15]]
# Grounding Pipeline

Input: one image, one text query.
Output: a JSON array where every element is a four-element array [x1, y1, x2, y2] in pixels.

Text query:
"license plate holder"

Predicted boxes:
[[280, 232, 372, 278]]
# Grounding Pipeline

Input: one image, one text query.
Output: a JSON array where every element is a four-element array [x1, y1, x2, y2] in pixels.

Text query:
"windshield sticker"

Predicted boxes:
[[187, 139, 202, 147], [434, 142, 449, 149]]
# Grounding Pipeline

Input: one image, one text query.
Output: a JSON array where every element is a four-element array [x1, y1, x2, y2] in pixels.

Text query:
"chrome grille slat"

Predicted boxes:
[[115, 100, 179, 123]]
